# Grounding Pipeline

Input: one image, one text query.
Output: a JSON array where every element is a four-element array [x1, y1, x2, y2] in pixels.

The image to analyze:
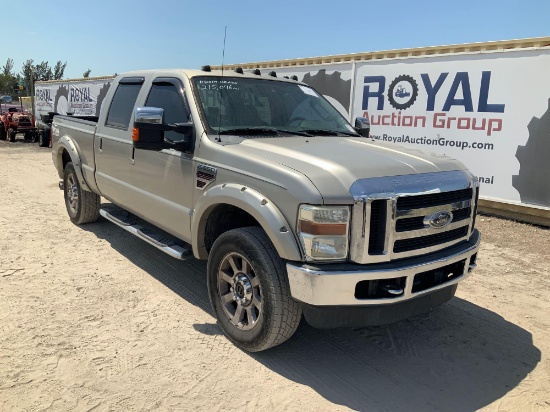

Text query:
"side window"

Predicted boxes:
[[145, 81, 190, 142], [105, 81, 142, 129]]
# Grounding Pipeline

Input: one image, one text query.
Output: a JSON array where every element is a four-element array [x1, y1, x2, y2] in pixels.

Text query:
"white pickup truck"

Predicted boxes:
[[51, 68, 480, 352]]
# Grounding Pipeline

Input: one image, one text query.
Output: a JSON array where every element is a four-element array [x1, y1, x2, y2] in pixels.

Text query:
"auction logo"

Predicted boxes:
[[35, 89, 51, 102], [362, 71, 506, 136], [388, 75, 418, 110]]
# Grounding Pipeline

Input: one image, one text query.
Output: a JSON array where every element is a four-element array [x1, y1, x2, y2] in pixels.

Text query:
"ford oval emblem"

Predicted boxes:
[[425, 211, 453, 229]]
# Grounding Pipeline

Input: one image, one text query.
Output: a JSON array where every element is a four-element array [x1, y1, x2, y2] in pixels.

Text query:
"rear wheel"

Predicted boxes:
[[38, 130, 49, 147], [0, 127, 6, 140], [207, 227, 302, 352], [63, 162, 101, 224]]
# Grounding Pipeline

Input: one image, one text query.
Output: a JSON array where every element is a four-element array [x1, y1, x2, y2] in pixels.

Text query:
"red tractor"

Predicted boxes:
[[0, 107, 37, 142]]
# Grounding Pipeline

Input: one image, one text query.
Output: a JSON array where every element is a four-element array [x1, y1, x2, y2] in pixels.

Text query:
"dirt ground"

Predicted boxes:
[[0, 140, 549, 412]]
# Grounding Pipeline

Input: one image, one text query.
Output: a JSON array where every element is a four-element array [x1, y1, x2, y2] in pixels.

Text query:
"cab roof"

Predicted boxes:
[[116, 68, 305, 85]]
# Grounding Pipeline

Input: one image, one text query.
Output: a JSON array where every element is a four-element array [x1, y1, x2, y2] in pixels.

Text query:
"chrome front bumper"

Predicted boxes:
[[287, 230, 480, 306]]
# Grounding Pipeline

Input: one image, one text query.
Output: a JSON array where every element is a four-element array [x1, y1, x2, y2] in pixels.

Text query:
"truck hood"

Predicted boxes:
[[226, 136, 467, 203]]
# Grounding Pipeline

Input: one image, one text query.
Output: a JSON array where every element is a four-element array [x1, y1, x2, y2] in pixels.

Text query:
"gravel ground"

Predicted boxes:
[[0, 140, 549, 411]]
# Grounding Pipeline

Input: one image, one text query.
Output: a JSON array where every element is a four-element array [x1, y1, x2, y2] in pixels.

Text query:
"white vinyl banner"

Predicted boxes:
[[34, 84, 61, 119], [352, 49, 550, 207], [69, 80, 112, 116], [35, 79, 112, 118]]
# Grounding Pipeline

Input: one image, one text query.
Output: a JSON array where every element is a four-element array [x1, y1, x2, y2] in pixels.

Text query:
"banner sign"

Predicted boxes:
[[34, 83, 60, 118], [34, 79, 112, 119]]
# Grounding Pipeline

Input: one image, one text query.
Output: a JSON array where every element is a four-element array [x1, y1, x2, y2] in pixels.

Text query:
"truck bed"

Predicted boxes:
[[52, 115, 99, 184]]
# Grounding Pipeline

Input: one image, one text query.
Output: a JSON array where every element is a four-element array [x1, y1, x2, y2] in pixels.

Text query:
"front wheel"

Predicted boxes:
[[207, 227, 302, 352], [63, 162, 101, 224]]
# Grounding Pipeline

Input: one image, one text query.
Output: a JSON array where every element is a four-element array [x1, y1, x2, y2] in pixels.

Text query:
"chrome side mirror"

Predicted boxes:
[[133, 107, 194, 152], [132, 107, 165, 150], [134, 106, 164, 125]]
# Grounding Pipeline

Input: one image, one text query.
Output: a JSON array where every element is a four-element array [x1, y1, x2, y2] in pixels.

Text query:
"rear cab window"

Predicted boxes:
[[105, 77, 144, 129]]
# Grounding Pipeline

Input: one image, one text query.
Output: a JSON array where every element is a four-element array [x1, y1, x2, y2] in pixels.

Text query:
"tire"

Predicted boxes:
[[63, 162, 101, 224], [207, 227, 302, 352], [0, 127, 6, 141], [38, 130, 49, 147], [8, 128, 16, 142]]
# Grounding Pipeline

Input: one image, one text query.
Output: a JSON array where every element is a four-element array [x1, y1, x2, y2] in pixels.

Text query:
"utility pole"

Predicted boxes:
[[18, 78, 24, 111], [30, 70, 35, 117]]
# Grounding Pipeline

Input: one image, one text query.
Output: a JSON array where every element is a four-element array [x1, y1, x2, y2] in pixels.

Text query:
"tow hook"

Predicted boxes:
[[58, 181, 64, 190]]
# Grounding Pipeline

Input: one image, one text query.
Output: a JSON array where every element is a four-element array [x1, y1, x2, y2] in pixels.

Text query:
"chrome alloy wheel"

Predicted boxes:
[[66, 174, 79, 215], [217, 252, 262, 330]]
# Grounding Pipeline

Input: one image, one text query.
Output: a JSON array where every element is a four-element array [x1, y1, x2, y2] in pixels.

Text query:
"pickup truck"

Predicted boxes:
[[51, 68, 480, 352]]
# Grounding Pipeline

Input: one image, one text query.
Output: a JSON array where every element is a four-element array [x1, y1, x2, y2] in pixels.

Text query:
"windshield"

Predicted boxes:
[[192, 76, 357, 137]]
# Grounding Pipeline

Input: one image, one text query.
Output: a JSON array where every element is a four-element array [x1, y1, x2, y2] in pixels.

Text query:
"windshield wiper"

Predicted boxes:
[[300, 129, 360, 137], [218, 127, 312, 137]]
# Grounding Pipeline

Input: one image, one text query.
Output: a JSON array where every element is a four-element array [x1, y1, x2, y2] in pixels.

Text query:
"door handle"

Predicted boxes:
[[99, 138, 103, 154]]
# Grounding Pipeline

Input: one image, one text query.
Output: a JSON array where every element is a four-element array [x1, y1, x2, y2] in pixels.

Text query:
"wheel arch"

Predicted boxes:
[[55, 135, 91, 191], [192, 183, 302, 261]]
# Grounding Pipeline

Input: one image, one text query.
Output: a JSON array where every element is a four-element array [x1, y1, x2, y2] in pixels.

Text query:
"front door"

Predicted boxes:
[[128, 77, 195, 242]]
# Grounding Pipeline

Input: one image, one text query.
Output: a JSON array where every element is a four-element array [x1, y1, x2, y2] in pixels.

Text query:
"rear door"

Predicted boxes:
[[94, 76, 144, 208]]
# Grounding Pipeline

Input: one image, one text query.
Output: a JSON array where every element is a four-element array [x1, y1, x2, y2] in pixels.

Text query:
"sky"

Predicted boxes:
[[3, 0, 549, 79]]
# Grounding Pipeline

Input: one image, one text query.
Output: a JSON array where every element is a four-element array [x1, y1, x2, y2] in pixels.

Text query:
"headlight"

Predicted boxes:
[[298, 205, 350, 261]]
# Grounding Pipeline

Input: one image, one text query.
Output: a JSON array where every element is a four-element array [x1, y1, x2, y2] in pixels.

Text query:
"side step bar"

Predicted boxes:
[[99, 205, 192, 260]]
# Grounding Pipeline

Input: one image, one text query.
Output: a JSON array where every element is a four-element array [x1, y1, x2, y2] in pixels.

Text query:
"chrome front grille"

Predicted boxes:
[[393, 226, 469, 253], [396, 188, 472, 209], [367, 199, 387, 254], [395, 207, 471, 232], [349, 171, 479, 264]]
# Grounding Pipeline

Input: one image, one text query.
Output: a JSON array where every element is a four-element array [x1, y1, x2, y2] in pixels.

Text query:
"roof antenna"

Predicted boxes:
[[216, 26, 228, 141], [221, 26, 227, 76]]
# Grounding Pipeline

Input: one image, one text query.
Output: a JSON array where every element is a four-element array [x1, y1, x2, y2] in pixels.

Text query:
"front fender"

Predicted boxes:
[[55, 135, 90, 192], [192, 183, 302, 261]]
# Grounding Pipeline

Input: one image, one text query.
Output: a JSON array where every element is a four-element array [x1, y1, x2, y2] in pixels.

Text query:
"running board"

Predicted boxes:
[[99, 205, 192, 260]]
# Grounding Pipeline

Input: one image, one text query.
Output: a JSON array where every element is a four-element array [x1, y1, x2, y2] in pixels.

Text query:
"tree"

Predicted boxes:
[[0, 57, 72, 100], [83, 69, 91, 78], [34, 61, 53, 81], [20, 60, 67, 96], [21, 59, 35, 95], [53, 61, 66, 80], [0, 58, 17, 97], [2, 58, 14, 77]]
